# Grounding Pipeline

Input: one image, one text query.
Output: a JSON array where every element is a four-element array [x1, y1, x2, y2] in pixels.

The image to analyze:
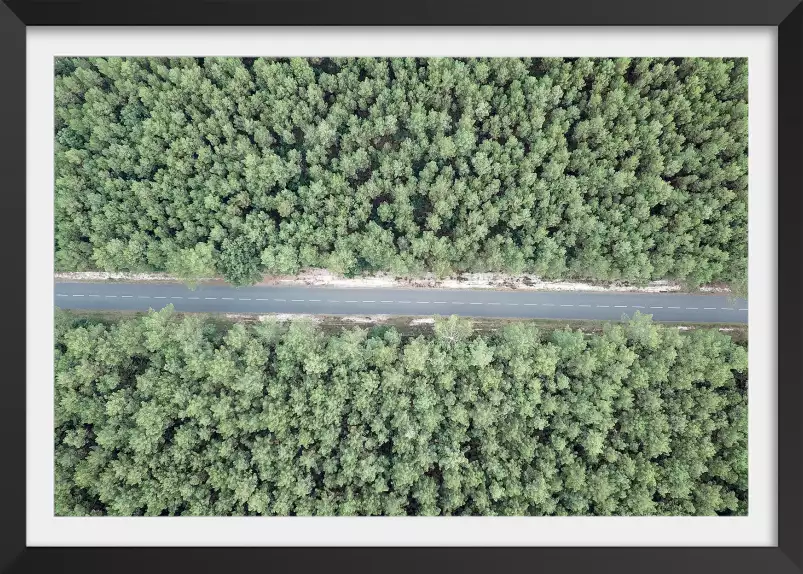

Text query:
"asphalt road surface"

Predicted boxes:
[[54, 282, 748, 324]]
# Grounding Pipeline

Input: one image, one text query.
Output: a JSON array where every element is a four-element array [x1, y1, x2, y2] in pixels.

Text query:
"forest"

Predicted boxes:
[[55, 57, 748, 290], [55, 309, 748, 516]]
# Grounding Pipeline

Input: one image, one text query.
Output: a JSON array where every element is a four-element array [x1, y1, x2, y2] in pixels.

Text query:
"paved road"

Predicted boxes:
[[54, 282, 748, 324]]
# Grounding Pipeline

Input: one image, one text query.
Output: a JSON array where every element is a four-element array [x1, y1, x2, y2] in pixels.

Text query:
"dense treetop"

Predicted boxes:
[[55, 309, 748, 516], [55, 57, 748, 288]]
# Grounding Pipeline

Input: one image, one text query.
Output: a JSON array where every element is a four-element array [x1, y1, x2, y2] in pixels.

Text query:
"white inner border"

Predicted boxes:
[[27, 27, 777, 547]]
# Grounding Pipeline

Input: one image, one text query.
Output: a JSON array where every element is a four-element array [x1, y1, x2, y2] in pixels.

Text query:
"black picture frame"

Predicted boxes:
[[1, 1, 800, 572]]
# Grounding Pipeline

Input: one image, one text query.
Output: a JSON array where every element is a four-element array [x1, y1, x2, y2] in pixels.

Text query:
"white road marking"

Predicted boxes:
[[291, 299, 304, 302], [579, 304, 590, 307], [614, 305, 627, 308], [72, 294, 84, 297], [309, 299, 321, 302], [560, 304, 573, 307], [597, 305, 609, 308], [434, 301, 447, 304], [138, 296, 150, 299], [154, 296, 166, 299], [632, 305, 644, 308], [256, 298, 270, 301], [542, 303, 555, 307], [452, 302, 464, 304], [205, 297, 216, 300], [188, 297, 199, 300], [106, 295, 117, 298], [507, 303, 518, 306], [470, 302, 483, 305], [704, 307, 716, 310], [487, 302, 500, 305], [668, 306, 680, 309], [398, 301, 411, 304], [363, 300, 375, 303], [222, 297, 234, 300], [739, 308, 748, 311], [524, 303, 538, 306], [722, 308, 735, 311], [89, 294, 100, 297], [416, 301, 429, 304], [346, 300, 359, 303], [686, 307, 698, 310], [274, 299, 286, 302], [56, 294, 68, 297], [381, 300, 393, 303], [240, 298, 252, 301], [171, 297, 183, 299], [650, 306, 663, 309], [328, 300, 340, 303], [121, 295, 133, 298]]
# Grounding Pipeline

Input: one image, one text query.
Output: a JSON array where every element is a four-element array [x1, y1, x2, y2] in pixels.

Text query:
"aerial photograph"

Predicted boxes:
[[53, 57, 748, 516]]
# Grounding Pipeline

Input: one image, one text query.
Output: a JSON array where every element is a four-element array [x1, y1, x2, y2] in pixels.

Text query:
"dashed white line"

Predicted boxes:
[[240, 298, 252, 301], [452, 302, 464, 304], [72, 294, 84, 297], [579, 304, 590, 307], [154, 296, 166, 299], [470, 302, 483, 305], [290, 299, 304, 302], [121, 295, 133, 298], [560, 304, 573, 307], [704, 307, 716, 310], [596, 305, 609, 308], [542, 303, 555, 307], [328, 300, 340, 303], [614, 305, 627, 308], [686, 307, 698, 310], [105, 295, 117, 298], [345, 300, 359, 303], [650, 306, 663, 309], [398, 301, 411, 304], [88, 294, 100, 297], [434, 301, 447, 304], [381, 300, 393, 303], [722, 308, 734, 311], [524, 303, 538, 306], [739, 308, 748, 311], [416, 301, 430, 304], [222, 297, 234, 300], [363, 300, 375, 303], [256, 298, 270, 301], [632, 305, 644, 308], [274, 299, 286, 302], [205, 297, 216, 300], [507, 303, 519, 306], [138, 296, 150, 299], [487, 302, 500, 305], [668, 306, 680, 309], [188, 297, 199, 300], [309, 299, 321, 302], [56, 294, 68, 297], [171, 297, 183, 299]]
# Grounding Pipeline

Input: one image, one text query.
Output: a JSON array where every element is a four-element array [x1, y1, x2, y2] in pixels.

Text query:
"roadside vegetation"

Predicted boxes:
[[55, 308, 747, 516], [55, 57, 747, 294]]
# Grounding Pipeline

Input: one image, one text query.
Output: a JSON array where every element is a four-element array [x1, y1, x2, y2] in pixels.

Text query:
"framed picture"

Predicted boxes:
[[2, 0, 800, 572]]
